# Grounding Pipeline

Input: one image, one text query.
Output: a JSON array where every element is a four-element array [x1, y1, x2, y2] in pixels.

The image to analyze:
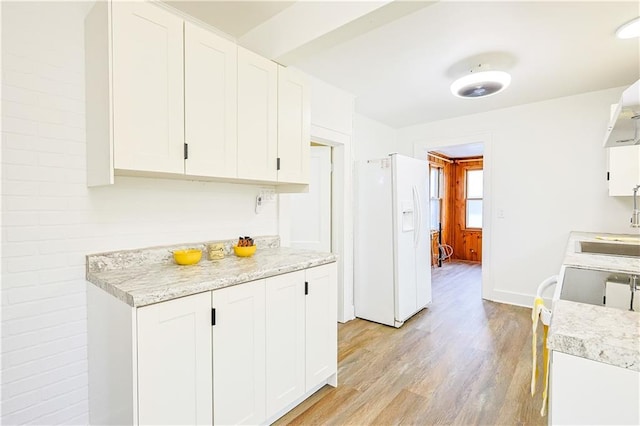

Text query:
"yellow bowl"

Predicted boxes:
[[233, 245, 257, 257], [173, 249, 202, 265]]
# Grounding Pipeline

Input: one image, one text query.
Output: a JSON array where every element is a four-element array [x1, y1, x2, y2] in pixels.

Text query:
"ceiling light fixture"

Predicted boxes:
[[450, 64, 511, 99], [616, 17, 640, 39]]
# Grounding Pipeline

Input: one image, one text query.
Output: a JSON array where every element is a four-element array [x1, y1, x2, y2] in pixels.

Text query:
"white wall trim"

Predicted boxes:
[[412, 132, 496, 302]]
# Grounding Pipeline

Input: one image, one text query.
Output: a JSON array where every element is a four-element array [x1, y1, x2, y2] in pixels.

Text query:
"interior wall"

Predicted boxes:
[[398, 86, 634, 306], [352, 113, 397, 161], [1, 2, 278, 423]]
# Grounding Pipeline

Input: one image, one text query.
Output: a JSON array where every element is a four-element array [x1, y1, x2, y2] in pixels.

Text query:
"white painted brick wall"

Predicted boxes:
[[1, 2, 278, 424]]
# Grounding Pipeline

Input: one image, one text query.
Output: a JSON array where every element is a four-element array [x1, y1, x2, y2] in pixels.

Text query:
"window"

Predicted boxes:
[[465, 169, 483, 228], [430, 166, 443, 231]]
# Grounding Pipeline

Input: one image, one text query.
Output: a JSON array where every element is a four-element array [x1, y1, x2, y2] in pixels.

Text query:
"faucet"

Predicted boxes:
[[632, 184, 640, 228]]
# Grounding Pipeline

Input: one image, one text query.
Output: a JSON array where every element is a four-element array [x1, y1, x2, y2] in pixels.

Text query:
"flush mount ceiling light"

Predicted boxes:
[[616, 17, 640, 39], [450, 64, 511, 99]]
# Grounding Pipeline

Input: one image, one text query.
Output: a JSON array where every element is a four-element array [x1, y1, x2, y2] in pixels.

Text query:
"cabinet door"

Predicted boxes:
[[265, 271, 305, 418], [184, 23, 237, 178], [550, 351, 640, 425], [305, 263, 338, 391], [137, 292, 212, 425], [237, 47, 278, 182], [212, 280, 266, 425], [608, 145, 640, 196], [277, 66, 310, 184], [111, 2, 184, 174]]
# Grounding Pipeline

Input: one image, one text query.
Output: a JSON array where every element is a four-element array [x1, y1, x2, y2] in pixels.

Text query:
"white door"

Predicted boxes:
[[288, 146, 332, 252], [111, 1, 184, 174], [212, 280, 266, 425], [184, 22, 237, 178], [265, 271, 305, 418], [237, 47, 278, 182], [305, 263, 338, 391], [137, 292, 212, 425], [277, 65, 310, 184]]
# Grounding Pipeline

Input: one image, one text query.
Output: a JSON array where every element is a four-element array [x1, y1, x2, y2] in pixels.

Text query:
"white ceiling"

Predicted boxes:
[[165, 1, 295, 38], [433, 143, 484, 159], [164, 1, 640, 129]]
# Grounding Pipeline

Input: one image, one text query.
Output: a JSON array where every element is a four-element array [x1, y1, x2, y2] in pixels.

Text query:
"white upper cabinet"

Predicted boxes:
[[86, 1, 309, 188], [137, 292, 212, 426], [608, 145, 640, 196], [237, 47, 278, 182], [184, 23, 237, 178], [111, 2, 184, 175], [277, 66, 310, 184]]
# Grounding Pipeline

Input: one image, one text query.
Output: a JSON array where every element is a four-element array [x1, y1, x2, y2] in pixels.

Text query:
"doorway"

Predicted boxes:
[[414, 133, 492, 301]]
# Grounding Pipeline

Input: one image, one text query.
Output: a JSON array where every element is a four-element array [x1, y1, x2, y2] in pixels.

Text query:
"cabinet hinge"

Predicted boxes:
[[277, 157, 281, 170], [606, 171, 610, 181], [304, 281, 309, 295], [211, 308, 216, 326], [184, 143, 189, 160]]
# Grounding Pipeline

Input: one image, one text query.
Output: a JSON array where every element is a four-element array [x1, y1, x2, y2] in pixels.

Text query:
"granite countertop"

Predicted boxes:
[[547, 231, 640, 371], [86, 237, 337, 307], [562, 231, 640, 274], [548, 300, 639, 371]]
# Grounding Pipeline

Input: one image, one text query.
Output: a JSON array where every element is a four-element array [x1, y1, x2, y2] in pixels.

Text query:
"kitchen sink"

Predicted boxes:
[[576, 241, 640, 258], [560, 267, 639, 311]]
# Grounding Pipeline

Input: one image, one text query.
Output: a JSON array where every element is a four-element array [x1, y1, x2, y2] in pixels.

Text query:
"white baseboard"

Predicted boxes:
[[488, 289, 552, 309], [339, 304, 355, 323]]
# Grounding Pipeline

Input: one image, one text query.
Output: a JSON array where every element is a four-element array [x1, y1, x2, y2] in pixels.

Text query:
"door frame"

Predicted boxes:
[[279, 125, 354, 323], [413, 133, 495, 302]]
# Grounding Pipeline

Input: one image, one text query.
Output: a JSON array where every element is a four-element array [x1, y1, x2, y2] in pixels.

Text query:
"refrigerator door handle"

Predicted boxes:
[[412, 185, 421, 248]]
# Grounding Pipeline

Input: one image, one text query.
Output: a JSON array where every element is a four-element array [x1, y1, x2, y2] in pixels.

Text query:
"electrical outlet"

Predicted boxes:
[[259, 188, 276, 202]]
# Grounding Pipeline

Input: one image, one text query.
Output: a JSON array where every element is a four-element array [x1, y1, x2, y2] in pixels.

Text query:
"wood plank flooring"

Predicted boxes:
[[275, 261, 548, 425]]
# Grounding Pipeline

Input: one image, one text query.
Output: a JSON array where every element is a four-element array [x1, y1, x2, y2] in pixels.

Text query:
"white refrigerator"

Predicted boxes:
[[354, 153, 432, 328]]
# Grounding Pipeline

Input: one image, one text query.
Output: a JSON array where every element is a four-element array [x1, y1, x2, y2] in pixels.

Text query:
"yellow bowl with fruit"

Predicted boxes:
[[173, 249, 202, 265], [233, 245, 257, 257]]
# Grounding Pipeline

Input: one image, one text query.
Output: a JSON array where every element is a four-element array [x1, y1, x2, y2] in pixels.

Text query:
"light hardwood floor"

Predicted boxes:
[[275, 261, 547, 425]]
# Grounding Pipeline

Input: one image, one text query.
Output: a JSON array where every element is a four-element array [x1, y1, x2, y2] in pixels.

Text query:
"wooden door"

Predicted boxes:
[[111, 2, 184, 174], [184, 22, 237, 178], [212, 280, 266, 425], [265, 271, 305, 418], [237, 47, 278, 182], [305, 263, 338, 391], [277, 65, 310, 184], [137, 292, 212, 425]]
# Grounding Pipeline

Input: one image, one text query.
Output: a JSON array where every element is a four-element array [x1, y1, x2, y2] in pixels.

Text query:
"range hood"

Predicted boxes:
[[604, 80, 640, 147]]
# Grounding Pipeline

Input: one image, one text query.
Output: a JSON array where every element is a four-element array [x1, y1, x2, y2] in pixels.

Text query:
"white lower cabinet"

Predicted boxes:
[[137, 292, 213, 425], [213, 279, 266, 425], [550, 351, 640, 425], [305, 263, 338, 391], [88, 263, 337, 426], [265, 271, 306, 418]]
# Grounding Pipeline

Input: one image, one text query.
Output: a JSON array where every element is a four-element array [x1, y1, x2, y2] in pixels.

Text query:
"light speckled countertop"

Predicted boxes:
[[86, 236, 337, 307], [562, 231, 640, 274], [547, 231, 640, 371]]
